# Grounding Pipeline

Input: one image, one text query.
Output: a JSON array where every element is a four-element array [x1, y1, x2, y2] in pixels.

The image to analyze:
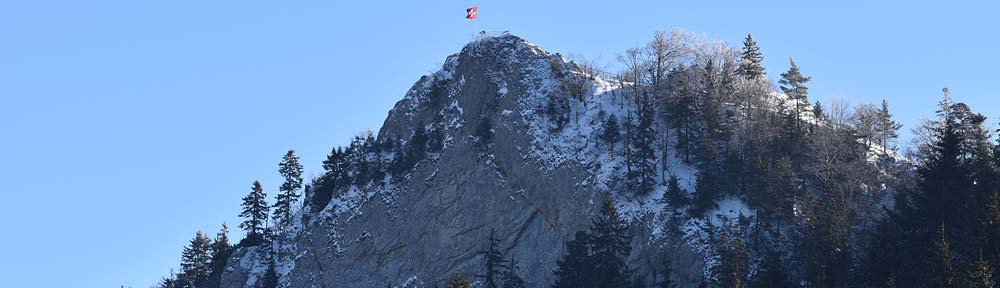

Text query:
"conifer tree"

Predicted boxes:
[[664, 175, 686, 208], [805, 181, 852, 288], [711, 219, 749, 288], [589, 195, 635, 288], [260, 260, 278, 288], [601, 114, 621, 151], [553, 231, 595, 288], [736, 34, 765, 79], [205, 223, 232, 288], [754, 248, 791, 288], [968, 252, 995, 288], [875, 99, 903, 154], [273, 150, 304, 229], [239, 181, 269, 243], [628, 95, 657, 195], [931, 224, 959, 288], [779, 58, 812, 127], [178, 230, 213, 288]]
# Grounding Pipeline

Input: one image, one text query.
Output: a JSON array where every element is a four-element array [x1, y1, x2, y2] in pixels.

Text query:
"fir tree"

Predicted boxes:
[[968, 252, 995, 288], [239, 181, 269, 244], [178, 230, 213, 288], [779, 58, 812, 126], [712, 219, 749, 288], [628, 95, 657, 196], [273, 150, 304, 229], [553, 231, 595, 288], [601, 114, 621, 151], [754, 248, 791, 288], [876, 99, 902, 154], [664, 175, 687, 208], [589, 195, 635, 288], [805, 181, 852, 288], [205, 223, 233, 288], [260, 260, 278, 288], [736, 34, 765, 79], [931, 224, 959, 288]]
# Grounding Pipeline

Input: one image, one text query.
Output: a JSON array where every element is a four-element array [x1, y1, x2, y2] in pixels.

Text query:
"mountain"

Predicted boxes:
[[167, 31, 955, 288]]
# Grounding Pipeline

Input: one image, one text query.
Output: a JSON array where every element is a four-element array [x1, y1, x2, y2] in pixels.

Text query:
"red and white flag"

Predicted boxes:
[[466, 6, 477, 19]]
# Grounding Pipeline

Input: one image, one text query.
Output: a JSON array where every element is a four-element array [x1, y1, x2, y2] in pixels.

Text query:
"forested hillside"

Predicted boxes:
[[153, 31, 1000, 288]]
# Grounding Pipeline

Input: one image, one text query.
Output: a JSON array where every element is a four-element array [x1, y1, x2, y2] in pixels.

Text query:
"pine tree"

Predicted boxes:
[[711, 219, 749, 288], [260, 260, 278, 288], [736, 34, 765, 79], [178, 230, 213, 288], [931, 224, 959, 288], [779, 58, 812, 125], [664, 175, 686, 208], [273, 150, 304, 229], [590, 195, 635, 288], [876, 99, 903, 154], [805, 181, 852, 288], [754, 248, 791, 288], [205, 223, 233, 288], [553, 231, 595, 288], [628, 95, 657, 196], [601, 114, 621, 151], [983, 191, 1000, 279], [479, 230, 506, 288], [968, 252, 995, 288], [239, 180, 269, 244]]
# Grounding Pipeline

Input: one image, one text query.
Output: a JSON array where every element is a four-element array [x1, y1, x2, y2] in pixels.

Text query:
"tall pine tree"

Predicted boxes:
[[239, 180, 269, 244], [736, 34, 765, 79], [273, 150, 304, 228], [178, 230, 213, 288]]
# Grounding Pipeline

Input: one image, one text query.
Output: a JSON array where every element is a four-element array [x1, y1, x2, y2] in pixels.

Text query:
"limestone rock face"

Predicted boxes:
[[220, 34, 701, 288]]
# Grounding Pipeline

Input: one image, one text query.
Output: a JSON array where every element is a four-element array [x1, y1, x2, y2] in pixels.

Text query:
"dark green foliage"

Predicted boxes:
[[876, 99, 902, 154], [736, 34, 765, 79], [711, 218, 749, 288], [260, 260, 278, 288], [590, 196, 635, 287], [553, 196, 634, 288], [239, 181, 268, 244], [394, 124, 429, 174], [804, 181, 852, 288], [178, 231, 213, 288], [779, 58, 812, 129], [967, 252, 994, 288], [204, 223, 233, 288], [601, 114, 621, 150], [754, 248, 791, 288], [627, 95, 657, 196], [273, 150, 303, 228], [553, 231, 595, 288], [931, 225, 959, 288], [664, 175, 687, 208]]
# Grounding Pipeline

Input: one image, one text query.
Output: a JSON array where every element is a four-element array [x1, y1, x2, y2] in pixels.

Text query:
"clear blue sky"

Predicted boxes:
[[1, 0, 997, 287]]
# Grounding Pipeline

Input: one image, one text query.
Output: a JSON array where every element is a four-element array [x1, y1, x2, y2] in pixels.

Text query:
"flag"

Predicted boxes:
[[466, 6, 477, 19]]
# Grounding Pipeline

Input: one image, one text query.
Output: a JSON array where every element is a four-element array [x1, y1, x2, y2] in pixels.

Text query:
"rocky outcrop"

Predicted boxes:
[[221, 34, 702, 288]]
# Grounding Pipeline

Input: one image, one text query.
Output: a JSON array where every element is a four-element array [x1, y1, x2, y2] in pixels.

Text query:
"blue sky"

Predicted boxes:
[[0, 0, 997, 287]]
